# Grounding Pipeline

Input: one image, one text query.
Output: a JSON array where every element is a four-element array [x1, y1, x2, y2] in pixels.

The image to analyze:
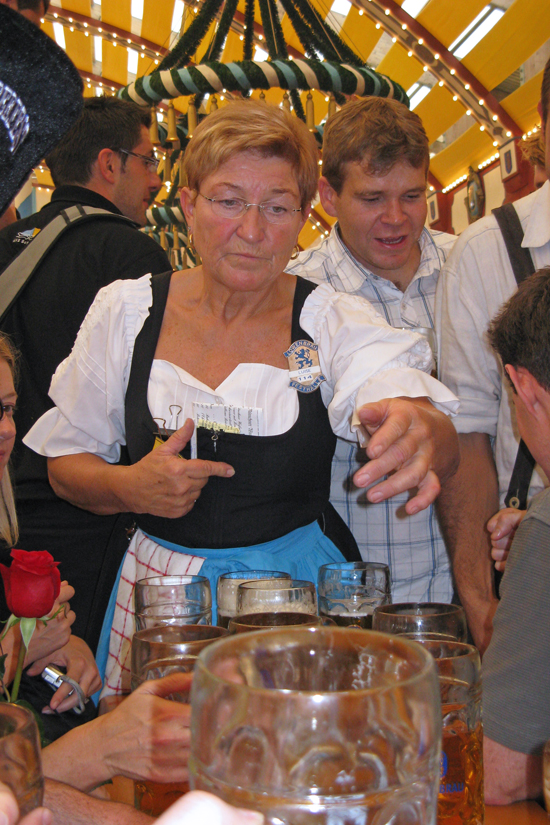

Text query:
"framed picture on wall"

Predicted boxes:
[[427, 192, 439, 225], [500, 139, 518, 181]]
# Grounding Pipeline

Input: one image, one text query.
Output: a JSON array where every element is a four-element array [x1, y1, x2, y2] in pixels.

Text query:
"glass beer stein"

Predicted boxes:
[[131, 624, 227, 816], [318, 561, 391, 628], [190, 626, 442, 824], [417, 640, 483, 825]]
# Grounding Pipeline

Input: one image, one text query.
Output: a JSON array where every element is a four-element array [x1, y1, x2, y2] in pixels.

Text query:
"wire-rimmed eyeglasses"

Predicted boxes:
[[198, 193, 302, 225], [118, 149, 160, 171]]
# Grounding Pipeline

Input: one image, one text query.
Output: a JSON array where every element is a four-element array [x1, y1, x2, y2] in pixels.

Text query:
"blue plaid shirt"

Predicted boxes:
[[288, 225, 457, 603]]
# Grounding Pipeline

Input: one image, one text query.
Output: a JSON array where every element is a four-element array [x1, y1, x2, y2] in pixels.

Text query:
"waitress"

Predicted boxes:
[[25, 100, 458, 695]]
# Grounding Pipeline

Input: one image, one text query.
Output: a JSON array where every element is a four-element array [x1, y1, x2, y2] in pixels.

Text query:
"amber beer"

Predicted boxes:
[[437, 709, 483, 824], [134, 779, 189, 816]]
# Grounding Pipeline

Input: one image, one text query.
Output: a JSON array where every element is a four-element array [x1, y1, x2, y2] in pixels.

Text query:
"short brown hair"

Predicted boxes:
[[541, 55, 550, 127], [182, 100, 319, 212], [488, 267, 550, 392], [46, 96, 152, 187], [322, 97, 429, 194], [520, 131, 545, 169]]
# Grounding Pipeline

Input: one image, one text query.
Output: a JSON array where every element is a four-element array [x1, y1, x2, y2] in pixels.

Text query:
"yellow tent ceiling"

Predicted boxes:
[[40, 0, 548, 193]]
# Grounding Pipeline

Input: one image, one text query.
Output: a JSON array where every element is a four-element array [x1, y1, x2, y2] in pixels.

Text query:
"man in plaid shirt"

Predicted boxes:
[[289, 97, 456, 603]]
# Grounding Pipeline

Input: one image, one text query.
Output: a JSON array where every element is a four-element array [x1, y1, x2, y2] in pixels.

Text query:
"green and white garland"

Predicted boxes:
[[120, 58, 407, 107]]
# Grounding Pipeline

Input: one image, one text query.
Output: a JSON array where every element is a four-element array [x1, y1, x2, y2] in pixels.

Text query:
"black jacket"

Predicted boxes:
[[0, 185, 171, 498]]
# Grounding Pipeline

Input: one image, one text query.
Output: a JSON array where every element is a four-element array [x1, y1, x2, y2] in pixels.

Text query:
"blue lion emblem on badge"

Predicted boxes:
[[294, 347, 313, 369]]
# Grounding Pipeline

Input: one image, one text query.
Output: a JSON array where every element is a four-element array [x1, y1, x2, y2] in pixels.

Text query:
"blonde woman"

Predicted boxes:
[[0, 334, 100, 713]]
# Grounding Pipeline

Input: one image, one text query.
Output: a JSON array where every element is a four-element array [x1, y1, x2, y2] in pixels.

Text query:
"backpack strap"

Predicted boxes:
[[492, 202, 536, 509], [0, 205, 136, 324]]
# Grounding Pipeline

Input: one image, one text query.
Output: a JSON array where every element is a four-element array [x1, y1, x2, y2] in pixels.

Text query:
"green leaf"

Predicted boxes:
[[0, 614, 20, 643], [19, 618, 37, 651]]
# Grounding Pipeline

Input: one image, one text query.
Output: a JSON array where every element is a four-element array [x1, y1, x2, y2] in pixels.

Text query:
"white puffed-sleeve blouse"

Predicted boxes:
[[24, 275, 458, 461]]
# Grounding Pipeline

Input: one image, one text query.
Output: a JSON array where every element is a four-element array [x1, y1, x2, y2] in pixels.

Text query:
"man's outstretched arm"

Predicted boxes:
[[436, 432, 499, 653]]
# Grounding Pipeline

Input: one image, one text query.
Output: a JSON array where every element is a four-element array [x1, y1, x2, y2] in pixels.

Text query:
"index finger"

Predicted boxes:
[[362, 406, 413, 461], [185, 459, 235, 479]]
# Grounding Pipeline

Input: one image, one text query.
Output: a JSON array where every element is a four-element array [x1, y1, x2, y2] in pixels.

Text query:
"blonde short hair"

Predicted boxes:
[[0, 334, 18, 547], [182, 100, 319, 211]]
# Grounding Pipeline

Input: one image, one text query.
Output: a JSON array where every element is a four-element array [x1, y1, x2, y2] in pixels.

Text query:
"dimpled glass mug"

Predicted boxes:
[[415, 640, 483, 825], [372, 603, 467, 643], [131, 625, 227, 817], [189, 626, 442, 825], [134, 574, 212, 629]]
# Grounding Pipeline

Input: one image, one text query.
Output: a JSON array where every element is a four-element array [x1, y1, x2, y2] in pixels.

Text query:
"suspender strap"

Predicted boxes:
[[492, 203, 536, 284], [0, 205, 135, 324], [492, 202, 536, 508], [506, 439, 536, 510]]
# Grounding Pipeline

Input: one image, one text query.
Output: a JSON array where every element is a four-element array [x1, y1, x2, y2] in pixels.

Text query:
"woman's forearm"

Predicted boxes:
[[47, 454, 134, 515]]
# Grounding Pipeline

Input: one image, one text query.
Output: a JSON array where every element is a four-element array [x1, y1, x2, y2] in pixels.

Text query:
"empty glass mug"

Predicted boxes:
[[372, 602, 467, 642], [134, 574, 212, 629], [190, 626, 442, 824]]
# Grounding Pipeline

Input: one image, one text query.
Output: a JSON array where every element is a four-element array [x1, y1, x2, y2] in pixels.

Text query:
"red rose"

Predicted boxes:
[[0, 549, 61, 618]]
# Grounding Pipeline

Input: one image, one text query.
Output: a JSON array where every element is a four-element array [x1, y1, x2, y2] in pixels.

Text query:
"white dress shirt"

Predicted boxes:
[[436, 181, 550, 505], [289, 225, 457, 603]]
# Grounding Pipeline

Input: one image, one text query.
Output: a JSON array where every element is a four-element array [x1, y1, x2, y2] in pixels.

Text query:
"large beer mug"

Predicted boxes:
[[418, 640, 483, 825], [228, 611, 323, 634], [318, 561, 391, 628], [372, 602, 467, 642], [235, 578, 317, 620], [190, 627, 442, 824], [131, 625, 227, 816], [216, 571, 291, 629], [135, 574, 212, 629], [0, 704, 44, 816]]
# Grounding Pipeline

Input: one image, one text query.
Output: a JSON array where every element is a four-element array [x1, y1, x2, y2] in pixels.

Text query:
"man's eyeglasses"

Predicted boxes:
[[198, 194, 302, 225], [118, 149, 160, 171]]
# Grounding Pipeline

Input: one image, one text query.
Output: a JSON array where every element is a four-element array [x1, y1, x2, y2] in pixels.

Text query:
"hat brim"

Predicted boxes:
[[0, 5, 83, 214]]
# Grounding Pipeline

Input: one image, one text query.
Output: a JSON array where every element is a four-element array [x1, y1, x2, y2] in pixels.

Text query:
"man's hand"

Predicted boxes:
[[97, 673, 193, 785], [156, 791, 263, 825], [487, 508, 525, 572], [27, 636, 102, 714], [352, 397, 459, 514], [42, 673, 194, 793], [117, 419, 235, 518]]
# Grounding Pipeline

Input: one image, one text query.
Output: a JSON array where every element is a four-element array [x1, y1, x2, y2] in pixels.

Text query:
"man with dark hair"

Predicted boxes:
[[482, 267, 550, 804], [289, 97, 457, 604], [0, 96, 170, 649], [436, 56, 550, 652]]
